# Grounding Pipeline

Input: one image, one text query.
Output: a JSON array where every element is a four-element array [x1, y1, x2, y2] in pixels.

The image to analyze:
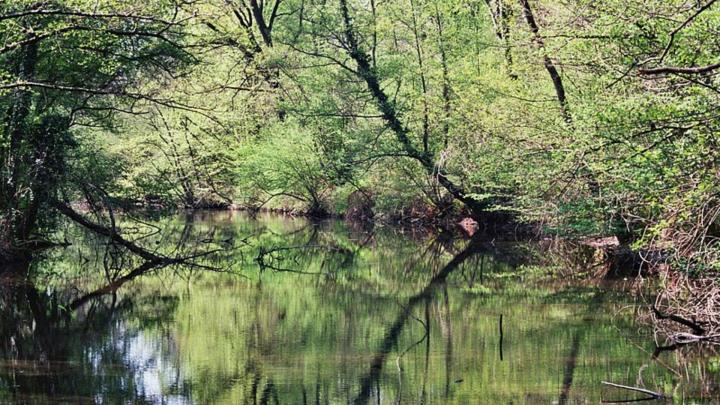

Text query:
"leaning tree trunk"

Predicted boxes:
[[518, 0, 570, 122], [338, 0, 488, 218], [517, 0, 600, 195]]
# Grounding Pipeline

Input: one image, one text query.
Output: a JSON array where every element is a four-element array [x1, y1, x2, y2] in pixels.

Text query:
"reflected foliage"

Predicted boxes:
[[0, 213, 718, 404]]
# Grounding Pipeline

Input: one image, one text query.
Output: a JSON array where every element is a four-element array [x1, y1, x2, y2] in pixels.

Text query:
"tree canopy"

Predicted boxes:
[[1, 0, 719, 275]]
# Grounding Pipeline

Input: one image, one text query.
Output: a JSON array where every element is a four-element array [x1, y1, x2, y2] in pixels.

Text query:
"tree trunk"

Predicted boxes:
[[339, 0, 488, 217], [518, 0, 570, 122]]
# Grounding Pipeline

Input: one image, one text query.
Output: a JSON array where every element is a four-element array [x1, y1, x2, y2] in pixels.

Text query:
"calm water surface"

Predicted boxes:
[[0, 212, 717, 404]]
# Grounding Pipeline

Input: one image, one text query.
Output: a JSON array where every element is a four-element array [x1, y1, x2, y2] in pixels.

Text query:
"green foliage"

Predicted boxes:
[[0, 0, 195, 250], [2, 0, 720, 272], [236, 120, 334, 214]]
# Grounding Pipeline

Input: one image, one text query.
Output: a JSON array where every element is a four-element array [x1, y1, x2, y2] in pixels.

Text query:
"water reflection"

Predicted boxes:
[[0, 212, 717, 404], [0, 271, 184, 403], [353, 236, 481, 404]]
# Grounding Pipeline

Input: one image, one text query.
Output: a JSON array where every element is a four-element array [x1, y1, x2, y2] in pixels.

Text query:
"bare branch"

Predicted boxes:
[[638, 62, 720, 75]]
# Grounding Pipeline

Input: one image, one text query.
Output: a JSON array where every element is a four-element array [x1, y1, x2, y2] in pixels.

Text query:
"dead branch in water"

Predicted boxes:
[[647, 272, 720, 347], [651, 304, 705, 335], [668, 332, 720, 344], [601, 381, 664, 402]]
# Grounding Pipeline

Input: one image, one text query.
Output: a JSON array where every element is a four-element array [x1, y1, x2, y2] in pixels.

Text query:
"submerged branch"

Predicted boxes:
[[52, 200, 232, 302], [651, 305, 705, 335], [68, 260, 165, 310], [601, 381, 664, 402]]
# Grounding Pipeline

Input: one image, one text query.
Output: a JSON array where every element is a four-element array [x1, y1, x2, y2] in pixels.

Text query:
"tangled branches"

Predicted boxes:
[[632, 192, 720, 348], [650, 273, 720, 349]]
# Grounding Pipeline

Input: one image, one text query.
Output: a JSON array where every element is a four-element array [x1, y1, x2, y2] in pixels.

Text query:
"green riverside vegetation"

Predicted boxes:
[[1, 2, 719, 399], [3, 0, 720, 268]]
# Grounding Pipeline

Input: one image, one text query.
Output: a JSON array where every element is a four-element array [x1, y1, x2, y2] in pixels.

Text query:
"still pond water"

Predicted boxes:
[[0, 212, 718, 404]]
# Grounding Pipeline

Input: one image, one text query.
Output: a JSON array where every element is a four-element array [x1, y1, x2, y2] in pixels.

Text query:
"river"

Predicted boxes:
[[0, 211, 716, 404]]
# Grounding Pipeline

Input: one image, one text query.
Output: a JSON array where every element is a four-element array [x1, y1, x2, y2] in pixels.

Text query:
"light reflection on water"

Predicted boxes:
[[0, 211, 717, 404]]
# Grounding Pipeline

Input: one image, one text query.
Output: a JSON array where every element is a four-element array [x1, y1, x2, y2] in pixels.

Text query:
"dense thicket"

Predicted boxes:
[[0, 0, 194, 261], [2, 0, 719, 277]]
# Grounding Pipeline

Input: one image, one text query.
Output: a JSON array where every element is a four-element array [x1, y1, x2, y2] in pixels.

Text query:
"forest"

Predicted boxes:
[[1, 0, 720, 403]]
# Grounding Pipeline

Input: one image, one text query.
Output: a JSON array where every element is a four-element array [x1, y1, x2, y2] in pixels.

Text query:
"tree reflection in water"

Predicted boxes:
[[0, 212, 717, 404]]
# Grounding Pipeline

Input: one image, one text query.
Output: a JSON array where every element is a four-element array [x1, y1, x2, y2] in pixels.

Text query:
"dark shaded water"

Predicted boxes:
[[0, 212, 717, 404]]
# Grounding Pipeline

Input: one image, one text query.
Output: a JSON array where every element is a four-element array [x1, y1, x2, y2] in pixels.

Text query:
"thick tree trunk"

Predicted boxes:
[[249, 0, 274, 47]]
